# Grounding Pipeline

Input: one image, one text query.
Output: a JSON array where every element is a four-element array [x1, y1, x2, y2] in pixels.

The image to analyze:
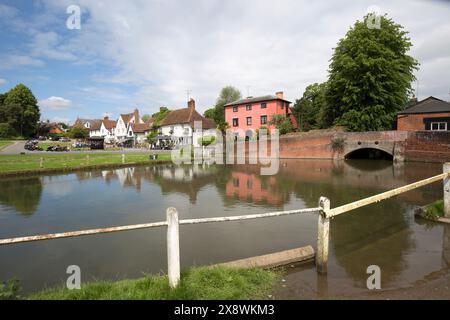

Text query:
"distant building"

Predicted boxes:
[[158, 99, 217, 148], [397, 96, 450, 131], [73, 118, 101, 130], [224, 91, 298, 139]]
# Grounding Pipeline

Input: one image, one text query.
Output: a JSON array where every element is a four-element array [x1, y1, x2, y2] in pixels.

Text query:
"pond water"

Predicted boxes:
[[0, 159, 448, 296]]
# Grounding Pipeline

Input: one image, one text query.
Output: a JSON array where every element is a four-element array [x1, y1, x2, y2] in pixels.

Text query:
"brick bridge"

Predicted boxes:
[[279, 130, 450, 163]]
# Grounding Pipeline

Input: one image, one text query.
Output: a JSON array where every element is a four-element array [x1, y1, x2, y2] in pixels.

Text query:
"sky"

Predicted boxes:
[[0, 0, 449, 124]]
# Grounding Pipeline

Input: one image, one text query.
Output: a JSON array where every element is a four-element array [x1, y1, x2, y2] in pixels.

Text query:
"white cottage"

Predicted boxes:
[[116, 109, 144, 142], [158, 99, 217, 148]]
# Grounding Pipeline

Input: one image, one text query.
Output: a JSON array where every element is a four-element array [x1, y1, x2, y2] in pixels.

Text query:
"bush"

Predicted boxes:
[[0, 123, 14, 139]]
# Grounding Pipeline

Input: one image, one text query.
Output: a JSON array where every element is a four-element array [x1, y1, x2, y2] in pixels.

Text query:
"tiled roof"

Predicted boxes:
[[120, 113, 134, 123], [130, 122, 152, 133], [398, 96, 450, 115], [102, 119, 117, 130], [160, 107, 216, 129], [89, 120, 102, 131], [224, 95, 291, 107]]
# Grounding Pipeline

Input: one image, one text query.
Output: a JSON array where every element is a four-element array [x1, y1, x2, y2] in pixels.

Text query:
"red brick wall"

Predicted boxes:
[[404, 131, 450, 163], [397, 113, 450, 131]]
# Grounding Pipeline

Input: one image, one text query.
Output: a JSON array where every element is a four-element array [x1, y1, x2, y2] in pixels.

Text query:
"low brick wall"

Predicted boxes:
[[276, 129, 450, 163], [404, 131, 450, 163]]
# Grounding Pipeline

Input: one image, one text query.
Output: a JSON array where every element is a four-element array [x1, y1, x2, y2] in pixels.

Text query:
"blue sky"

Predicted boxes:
[[1, 0, 450, 124]]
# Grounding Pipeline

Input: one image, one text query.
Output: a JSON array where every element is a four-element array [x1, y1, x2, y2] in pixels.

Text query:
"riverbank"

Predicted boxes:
[[29, 266, 280, 300], [0, 152, 172, 177]]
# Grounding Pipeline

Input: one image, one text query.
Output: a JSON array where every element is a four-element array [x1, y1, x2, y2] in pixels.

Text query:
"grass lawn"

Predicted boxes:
[[425, 200, 444, 220], [0, 152, 172, 174], [0, 140, 14, 150], [30, 266, 280, 300]]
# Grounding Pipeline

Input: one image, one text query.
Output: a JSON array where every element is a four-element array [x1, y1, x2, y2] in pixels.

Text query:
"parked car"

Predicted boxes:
[[60, 137, 71, 142], [50, 136, 60, 141], [72, 141, 89, 148], [24, 140, 43, 151], [46, 145, 69, 152]]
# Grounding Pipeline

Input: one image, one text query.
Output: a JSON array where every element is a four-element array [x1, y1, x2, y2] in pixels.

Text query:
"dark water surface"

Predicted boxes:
[[0, 159, 448, 296]]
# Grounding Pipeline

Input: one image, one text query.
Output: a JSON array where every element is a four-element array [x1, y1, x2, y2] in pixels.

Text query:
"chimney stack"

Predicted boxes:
[[104, 116, 109, 120], [134, 108, 140, 123], [276, 91, 284, 99], [188, 98, 195, 109]]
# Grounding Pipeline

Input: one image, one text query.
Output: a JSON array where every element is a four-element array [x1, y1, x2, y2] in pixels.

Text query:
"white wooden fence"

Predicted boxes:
[[0, 163, 449, 287]]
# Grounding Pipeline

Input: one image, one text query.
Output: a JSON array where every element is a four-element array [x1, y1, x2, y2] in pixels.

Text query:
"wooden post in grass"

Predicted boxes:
[[167, 207, 180, 288], [86, 155, 90, 165], [317, 197, 330, 274], [444, 163, 450, 218], [122, 153, 125, 164], [39, 157, 43, 168]]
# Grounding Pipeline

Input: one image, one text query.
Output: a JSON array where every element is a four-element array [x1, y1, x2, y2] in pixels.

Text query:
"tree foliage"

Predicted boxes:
[[207, 86, 242, 129], [269, 114, 294, 135], [0, 84, 40, 137], [151, 107, 170, 127], [292, 83, 328, 131], [325, 14, 419, 131], [68, 126, 89, 139]]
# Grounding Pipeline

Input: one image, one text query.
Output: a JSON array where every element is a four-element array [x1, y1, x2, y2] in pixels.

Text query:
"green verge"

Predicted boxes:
[[0, 140, 14, 150], [0, 152, 172, 175], [30, 266, 280, 300], [424, 200, 444, 220]]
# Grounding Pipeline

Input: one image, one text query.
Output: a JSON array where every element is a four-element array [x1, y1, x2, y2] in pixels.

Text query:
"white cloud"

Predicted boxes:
[[38, 96, 72, 111], [0, 78, 6, 85], [0, 55, 44, 69], [30, 31, 77, 61]]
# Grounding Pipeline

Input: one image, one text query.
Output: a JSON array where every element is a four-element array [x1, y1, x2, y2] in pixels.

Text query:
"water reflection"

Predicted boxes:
[[0, 177, 42, 216], [0, 159, 447, 295]]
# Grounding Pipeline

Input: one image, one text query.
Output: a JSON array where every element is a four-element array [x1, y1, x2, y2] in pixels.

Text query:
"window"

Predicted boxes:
[[281, 102, 284, 110], [430, 122, 447, 131], [233, 106, 238, 112], [261, 102, 267, 109], [246, 117, 252, 125], [246, 104, 252, 111], [260, 115, 267, 125], [233, 118, 239, 127]]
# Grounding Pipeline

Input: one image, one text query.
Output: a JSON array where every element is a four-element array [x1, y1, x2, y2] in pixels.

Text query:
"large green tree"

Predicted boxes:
[[1, 84, 40, 137], [326, 14, 419, 131], [204, 86, 242, 128], [292, 82, 328, 131]]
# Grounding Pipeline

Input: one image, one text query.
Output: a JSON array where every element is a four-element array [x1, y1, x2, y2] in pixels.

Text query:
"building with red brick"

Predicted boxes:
[[224, 91, 298, 139], [397, 96, 450, 131]]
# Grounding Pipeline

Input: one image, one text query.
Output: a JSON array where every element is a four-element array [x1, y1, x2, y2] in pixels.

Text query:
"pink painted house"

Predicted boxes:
[[224, 91, 298, 138]]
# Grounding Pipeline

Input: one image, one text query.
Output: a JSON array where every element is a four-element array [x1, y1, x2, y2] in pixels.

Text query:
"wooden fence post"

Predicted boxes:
[[122, 153, 125, 164], [86, 155, 90, 165], [166, 207, 180, 288], [39, 157, 43, 168], [444, 163, 450, 218], [317, 197, 330, 274]]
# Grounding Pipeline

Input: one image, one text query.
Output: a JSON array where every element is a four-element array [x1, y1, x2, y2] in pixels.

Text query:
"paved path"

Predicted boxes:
[[0, 141, 26, 154]]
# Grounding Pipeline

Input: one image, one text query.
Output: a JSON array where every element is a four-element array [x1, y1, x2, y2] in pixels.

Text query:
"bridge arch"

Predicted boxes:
[[344, 147, 393, 161]]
